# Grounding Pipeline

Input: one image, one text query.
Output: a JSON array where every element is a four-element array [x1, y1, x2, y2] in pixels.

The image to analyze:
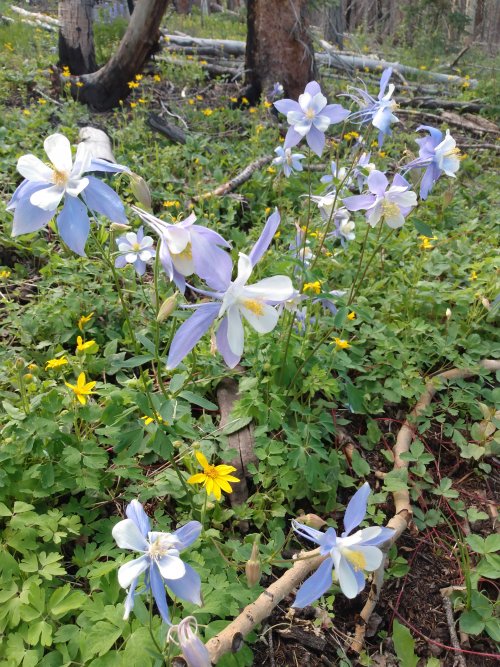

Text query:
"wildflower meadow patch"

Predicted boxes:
[[0, 7, 499, 667]]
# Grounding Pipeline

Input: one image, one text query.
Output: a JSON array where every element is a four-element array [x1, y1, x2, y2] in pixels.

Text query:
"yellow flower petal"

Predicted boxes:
[[215, 464, 237, 475], [212, 482, 222, 501], [205, 478, 214, 495], [195, 451, 209, 470], [222, 474, 240, 483], [188, 473, 207, 485], [217, 478, 233, 493]]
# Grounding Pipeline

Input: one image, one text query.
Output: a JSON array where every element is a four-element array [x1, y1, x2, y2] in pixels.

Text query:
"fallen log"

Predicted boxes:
[[193, 154, 273, 200], [398, 97, 485, 113], [147, 113, 187, 144], [10, 4, 60, 25]]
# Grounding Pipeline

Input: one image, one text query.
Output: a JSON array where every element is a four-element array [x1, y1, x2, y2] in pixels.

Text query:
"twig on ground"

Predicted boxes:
[[193, 155, 273, 200], [440, 588, 467, 667]]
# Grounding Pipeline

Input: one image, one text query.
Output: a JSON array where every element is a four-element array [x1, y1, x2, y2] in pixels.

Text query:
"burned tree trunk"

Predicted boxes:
[[58, 0, 97, 74], [244, 0, 316, 103], [74, 0, 168, 110]]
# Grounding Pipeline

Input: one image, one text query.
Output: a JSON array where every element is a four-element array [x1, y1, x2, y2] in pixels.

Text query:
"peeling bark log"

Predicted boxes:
[[78, 126, 117, 161]]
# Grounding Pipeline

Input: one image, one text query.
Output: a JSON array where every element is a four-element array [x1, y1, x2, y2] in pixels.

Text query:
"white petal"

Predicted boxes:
[[234, 253, 253, 287], [389, 191, 417, 208], [30, 185, 65, 211], [226, 306, 244, 356], [72, 142, 92, 177], [384, 209, 405, 229], [334, 551, 360, 599], [17, 154, 53, 182], [240, 302, 279, 334], [366, 201, 382, 227], [312, 113, 330, 133], [298, 92, 312, 112], [243, 275, 294, 302], [125, 252, 139, 263], [44, 134, 73, 173], [117, 554, 150, 588], [112, 518, 149, 552], [65, 176, 89, 197], [171, 251, 195, 276], [310, 92, 327, 114], [353, 545, 384, 571], [164, 226, 190, 254], [156, 554, 186, 581]]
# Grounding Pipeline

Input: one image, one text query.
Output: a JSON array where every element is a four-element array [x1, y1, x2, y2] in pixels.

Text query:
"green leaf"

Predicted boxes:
[[459, 610, 485, 635], [392, 619, 418, 667], [0, 502, 12, 516], [49, 584, 86, 619], [413, 218, 433, 237], [485, 617, 500, 642], [351, 449, 371, 476], [119, 354, 154, 368], [179, 390, 218, 410], [345, 381, 365, 414], [466, 534, 486, 554], [484, 534, 500, 553], [220, 416, 253, 435]]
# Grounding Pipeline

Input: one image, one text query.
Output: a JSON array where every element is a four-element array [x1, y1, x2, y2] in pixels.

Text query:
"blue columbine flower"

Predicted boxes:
[[345, 68, 399, 146], [112, 500, 202, 624], [133, 207, 232, 293], [292, 483, 394, 604], [7, 133, 128, 256], [274, 81, 350, 157], [115, 226, 155, 276], [166, 209, 295, 370], [343, 170, 417, 229], [402, 126, 461, 200], [272, 146, 306, 177], [167, 616, 211, 667]]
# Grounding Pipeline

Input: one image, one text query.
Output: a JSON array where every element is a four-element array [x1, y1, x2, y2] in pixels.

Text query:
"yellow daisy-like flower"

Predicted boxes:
[[65, 372, 96, 405], [76, 336, 95, 352], [153, 74, 161, 82], [419, 235, 437, 250], [334, 338, 351, 349], [0, 270, 11, 279], [347, 311, 356, 320], [78, 312, 94, 331], [202, 109, 213, 116], [303, 281, 322, 295], [45, 357, 69, 370], [127, 81, 139, 89], [187, 451, 240, 501]]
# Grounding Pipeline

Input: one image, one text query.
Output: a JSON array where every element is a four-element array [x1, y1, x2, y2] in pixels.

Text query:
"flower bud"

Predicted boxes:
[[481, 297, 491, 310], [15, 358, 25, 370], [445, 308, 452, 319], [157, 293, 179, 322], [110, 222, 131, 232], [23, 373, 35, 383], [168, 616, 210, 667], [245, 536, 261, 587], [298, 513, 327, 529], [129, 172, 152, 210]]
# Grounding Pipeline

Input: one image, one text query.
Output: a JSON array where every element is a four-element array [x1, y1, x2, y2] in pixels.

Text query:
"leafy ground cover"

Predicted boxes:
[[0, 6, 499, 667]]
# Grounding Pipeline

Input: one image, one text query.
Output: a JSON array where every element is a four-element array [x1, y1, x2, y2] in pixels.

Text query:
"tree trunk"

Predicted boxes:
[[58, 0, 97, 74], [75, 0, 168, 110], [174, 0, 193, 12], [244, 0, 316, 103], [324, 0, 345, 49]]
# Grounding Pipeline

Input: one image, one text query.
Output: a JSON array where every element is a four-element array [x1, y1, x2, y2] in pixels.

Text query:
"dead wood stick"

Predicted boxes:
[[398, 97, 485, 113], [349, 359, 500, 654], [205, 549, 326, 663], [194, 155, 273, 200], [440, 589, 467, 667], [147, 113, 187, 144]]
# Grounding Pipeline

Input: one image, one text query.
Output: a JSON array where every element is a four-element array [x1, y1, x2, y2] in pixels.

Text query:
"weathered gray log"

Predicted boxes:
[[147, 114, 187, 144], [78, 127, 117, 162], [10, 5, 60, 25]]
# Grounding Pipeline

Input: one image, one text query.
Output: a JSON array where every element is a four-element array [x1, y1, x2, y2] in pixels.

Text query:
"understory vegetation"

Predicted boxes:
[[0, 5, 499, 667]]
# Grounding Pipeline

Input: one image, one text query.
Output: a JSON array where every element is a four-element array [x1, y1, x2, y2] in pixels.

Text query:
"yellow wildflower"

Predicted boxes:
[[348, 311, 356, 320], [76, 336, 96, 352], [38, 99, 47, 105], [127, 81, 139, 89], [241, 97, 249, 105], [130, 102, 137, 108], [264, 101, 272, 108], [255, 124, 264, 134], [202, 108, 213, 116], [334, 338, 351, 349], [419, 235, 436, 250], [153, 74, 161, 82], [187, 451, 240, 501], [135, 74, 143, 81], [62, 66, 70, 77], [163, 200, 181, 208], [138, 98, 146, 104], [378, 151, 387, 158], [462, 81, 470, 88], [188, 98, 195, 105], [5, 42, 13, 51], [23, 109, 31, 116], [265, 207, 271, 215], [76, 81, 83, 88], [141, 411, 165, 426], [65, 372, 96, 405], [303, 281, 321, 295], [419, 65, 427, 70], [199, 60, 207, 65], [230, 97, 238, 103], [470, 270, 478, 281], [0, 270, 11, 279], [78, 312, 94, 331], [249, 107, 257, 113], [45, 357, 69, 370], [196, 95, 203, 101]]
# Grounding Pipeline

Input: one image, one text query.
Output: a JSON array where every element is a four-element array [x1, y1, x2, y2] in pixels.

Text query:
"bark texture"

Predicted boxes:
[[58, 0, 97, 74], [75, 0, 168, 110], [244, 0, 316, 102]]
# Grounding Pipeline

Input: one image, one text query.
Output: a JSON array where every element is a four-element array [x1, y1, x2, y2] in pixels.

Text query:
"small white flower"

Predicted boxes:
[[115, 226, 155, 276]]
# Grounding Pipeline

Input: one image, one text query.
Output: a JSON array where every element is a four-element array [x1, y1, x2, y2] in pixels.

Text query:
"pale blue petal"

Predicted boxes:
[[306, 125, 325, 157], [274, 98, 301, 115], [319, 527, 338, 553], [304, 81, 321, 96], [150, 563, 171, 624], [248, 208, 280, 266], [420, 164, 440, 200], [173, 521, 202, 549], [88, 158, 131, 174], [284, 126, 303, 150], [7, 180, 45, 210], [112, 518, 149, 552], [57, 196, 90, 256], [166, 302, 220, 369], [292, 519, 324, 546], [193, 225, 231, 248], [343, 193, 375, 212], [378, 68, 392, 98], [115, 255, 128, 269], [191, 228, 233, 291], [82, 176, 127, 224], [417, 125, 442, 145], [322, 103, 350, 124], [11, 189, 55, 236], [215, 316, 241, 368], [292, 558, 333, 608], [167, 562, 202, 605], [126, 499, 151, 538], [392, 173, 410, 189], [135, 258, 146, 276], [367, 170, 388, 196], [361, 527, 395, 546], [343, 482, 370, 535], [123, 577, 138, 620]]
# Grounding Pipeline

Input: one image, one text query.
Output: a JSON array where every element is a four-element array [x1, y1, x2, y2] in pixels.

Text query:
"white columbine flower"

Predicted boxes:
[[115, 226, 155, 276]]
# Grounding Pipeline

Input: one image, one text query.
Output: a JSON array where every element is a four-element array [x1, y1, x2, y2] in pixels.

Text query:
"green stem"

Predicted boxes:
[[348, 227, 393, 305], [148, 592, 166, 663]]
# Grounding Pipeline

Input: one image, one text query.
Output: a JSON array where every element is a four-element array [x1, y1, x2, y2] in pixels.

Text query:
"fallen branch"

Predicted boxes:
[[398, 97, 486, 113], [205, 548, 327, 663], [193, 155, 273, 200], [440, 588, 467, 667], [147, 113, 187, 144], [349, 359, 500, 654]]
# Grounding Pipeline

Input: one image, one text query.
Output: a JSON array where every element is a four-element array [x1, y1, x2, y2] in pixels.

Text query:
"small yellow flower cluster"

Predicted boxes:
[[249, 107, 257, 113], [130, 102, 137, 108], [470, 270, 478, 281], [419, 235, 437, 250], [45, 357, 68, 370], [303, 281, 321, 295], [230, 96, 238, 103], [76, 81, 83, 88], [343, 131, 360, 141], [127, 80, 140, 89], [62, 65, 71, 78], [0, 270, 11, 279], [196, 95, 203, 101], [23, 109, 31, 116], [334, 338, 351, 349], [202, 109, 213, 116], [266, 166, 276, 174], [163, 200, 181, 208], [38, 99, 47, 105], [378, 151, 387, 158], [138, 98, 146, 104], [263, 101, 272, 108]]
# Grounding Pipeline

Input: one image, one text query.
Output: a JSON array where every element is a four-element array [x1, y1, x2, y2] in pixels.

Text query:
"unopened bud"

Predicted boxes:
[[298, 513, 327, 530], [481, 297, 490, 310], [15, 358, 25, 370], [445, 308, 452, 319], [157, 293, 179, 322], [110, 222, 131, 232], [23, 373, 34, 383], [245, 536, 261, 587], [129, 172, 152, 210]]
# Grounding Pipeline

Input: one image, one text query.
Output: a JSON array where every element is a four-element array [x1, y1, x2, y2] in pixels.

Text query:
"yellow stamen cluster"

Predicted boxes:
[[241, 299, 264, 316], [343, 548, 367, 571]]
